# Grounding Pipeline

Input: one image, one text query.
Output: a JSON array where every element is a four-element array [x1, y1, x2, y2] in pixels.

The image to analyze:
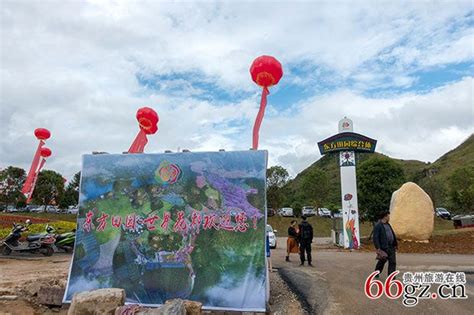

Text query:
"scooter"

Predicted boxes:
[[2, 220, 56, 256], [45, 224, 75, 253]]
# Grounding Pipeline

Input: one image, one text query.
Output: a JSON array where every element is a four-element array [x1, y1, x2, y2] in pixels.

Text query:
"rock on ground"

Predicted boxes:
[[135, 299, 186, 315], [183, 300, 202, 315], [68, 288, 125, 315], [390, 182, 434, 241]]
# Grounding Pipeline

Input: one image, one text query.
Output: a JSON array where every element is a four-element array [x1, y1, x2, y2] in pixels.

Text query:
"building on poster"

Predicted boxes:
[[64, 150, 268, 312]]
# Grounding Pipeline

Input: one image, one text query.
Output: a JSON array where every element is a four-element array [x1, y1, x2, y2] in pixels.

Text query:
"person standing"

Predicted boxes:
[[286, 220, 299, 262], [266, 232, 273, 272], [298, 216, 314, 266], [373, 211, 398, 278]]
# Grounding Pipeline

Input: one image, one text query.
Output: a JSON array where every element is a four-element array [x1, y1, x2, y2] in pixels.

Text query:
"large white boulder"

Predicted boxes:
[[389, 182, 434, 241]]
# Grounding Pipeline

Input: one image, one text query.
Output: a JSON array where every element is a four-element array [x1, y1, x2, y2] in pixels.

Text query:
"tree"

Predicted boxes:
[[266, 166, 289, 210], [32, 170, 65, 208], [418, 177, 447, 208], [0, 166, 26, 207], [301, 168, 329, 209], [357, 157, 405, 223], [60, 172, 81, 208], [267, 166, 289, 188], [449, 167, 474, 214]]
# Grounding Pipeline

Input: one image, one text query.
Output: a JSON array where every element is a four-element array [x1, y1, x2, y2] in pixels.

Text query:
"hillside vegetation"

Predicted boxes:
[[282, 134, 474, 214]]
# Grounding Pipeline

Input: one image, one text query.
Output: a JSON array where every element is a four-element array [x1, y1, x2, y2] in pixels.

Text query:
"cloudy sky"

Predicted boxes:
[[1, 0, 473, 180]]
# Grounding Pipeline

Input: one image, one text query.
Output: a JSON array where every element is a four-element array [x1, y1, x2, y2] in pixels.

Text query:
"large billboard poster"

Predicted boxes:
[[64, 150, 268, 311]]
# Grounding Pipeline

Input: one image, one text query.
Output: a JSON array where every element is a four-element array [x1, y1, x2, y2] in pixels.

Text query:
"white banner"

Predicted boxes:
[[339, 151, 360, 249]]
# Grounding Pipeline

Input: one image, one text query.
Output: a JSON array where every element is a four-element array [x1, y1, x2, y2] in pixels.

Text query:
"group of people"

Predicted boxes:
[[286, 216, 314, 266], [273, 211, 397, 277]]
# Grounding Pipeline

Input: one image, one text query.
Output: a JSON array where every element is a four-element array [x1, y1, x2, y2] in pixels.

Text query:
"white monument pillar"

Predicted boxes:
[[338, 117, 360, 249]]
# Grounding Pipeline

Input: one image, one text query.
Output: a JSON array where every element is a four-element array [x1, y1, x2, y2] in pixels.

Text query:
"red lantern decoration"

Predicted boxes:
[[40, 147, 52, 158], [250, 56, 283, 88], [249, 56, 283, 150], [34, 128, 51, 140], [23, 127, 52, 203], [128, 107, 159, 153], [145, 123, 158, 135], [136, 107, 159, 132]]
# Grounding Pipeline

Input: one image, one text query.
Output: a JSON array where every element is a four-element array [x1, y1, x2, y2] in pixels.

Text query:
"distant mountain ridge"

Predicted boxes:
[[284, 134, 474, 208]]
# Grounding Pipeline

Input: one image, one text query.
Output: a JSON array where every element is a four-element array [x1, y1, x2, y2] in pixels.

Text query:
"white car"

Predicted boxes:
[[333, 211, 343, 218], [302, 206, 316, 217], [46, 205, 60, 213], [30, 206, 45, 213], [279, 207, 294, 217], [6, 206, 18, 213], [266, 224, 277, 249], [67, 206, 79, 214], [318, 208, 332, 218]]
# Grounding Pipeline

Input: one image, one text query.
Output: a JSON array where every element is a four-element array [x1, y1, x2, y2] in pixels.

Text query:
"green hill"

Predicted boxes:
[[413, 134, 474, 183], [283, 134, 474, 212]]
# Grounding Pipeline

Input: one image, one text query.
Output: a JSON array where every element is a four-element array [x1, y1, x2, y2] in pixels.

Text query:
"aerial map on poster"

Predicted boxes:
[[64, 150, 268, 311]]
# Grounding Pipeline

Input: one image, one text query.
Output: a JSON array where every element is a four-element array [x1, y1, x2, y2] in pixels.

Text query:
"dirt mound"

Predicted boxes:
[[360, 229, 474, 254]]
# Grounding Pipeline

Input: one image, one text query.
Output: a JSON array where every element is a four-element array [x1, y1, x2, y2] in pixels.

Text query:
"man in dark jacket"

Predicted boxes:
[[298, 216, 314, 266], [373, 211, 398, 278]]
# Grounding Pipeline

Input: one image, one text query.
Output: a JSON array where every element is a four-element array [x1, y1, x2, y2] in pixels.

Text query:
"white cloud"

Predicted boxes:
[[0, 1, 473, 179], [260, 77, 473, 175]]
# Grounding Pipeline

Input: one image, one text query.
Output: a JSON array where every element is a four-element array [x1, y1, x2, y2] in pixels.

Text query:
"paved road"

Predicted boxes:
[[272, 237, 474, 315]]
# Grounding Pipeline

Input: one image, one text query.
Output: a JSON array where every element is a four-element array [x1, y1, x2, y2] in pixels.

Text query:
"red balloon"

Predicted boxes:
[[34, 128, 51, 140], [136, 107, 159, 133], [250, 55, 283, 88], [40, 147, 52, 158], [144, 123, 158, 135]]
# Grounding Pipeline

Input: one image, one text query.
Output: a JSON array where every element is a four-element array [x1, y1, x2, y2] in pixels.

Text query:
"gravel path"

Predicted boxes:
[[269, 270, 306, 314]]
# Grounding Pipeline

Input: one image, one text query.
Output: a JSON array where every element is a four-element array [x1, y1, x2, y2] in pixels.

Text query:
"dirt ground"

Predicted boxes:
[[0, 254, 70, 315], [360, 229, 474, 254], [0, 253, 303, 315]]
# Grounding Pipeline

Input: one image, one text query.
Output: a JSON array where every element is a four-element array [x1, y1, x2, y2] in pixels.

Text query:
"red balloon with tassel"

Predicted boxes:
[[128, 107, 159, 153], [27, 146, 52, 203], [22, 128, 51, 201], [249, 55, 283, 150]]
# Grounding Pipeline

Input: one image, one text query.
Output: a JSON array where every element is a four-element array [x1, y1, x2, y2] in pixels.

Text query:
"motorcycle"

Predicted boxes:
[[2, 220, 56, 256], [44, 224, 75, 253]]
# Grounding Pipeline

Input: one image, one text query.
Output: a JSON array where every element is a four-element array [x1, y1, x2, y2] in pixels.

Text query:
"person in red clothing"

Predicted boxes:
[[286, 220, 299, 262]]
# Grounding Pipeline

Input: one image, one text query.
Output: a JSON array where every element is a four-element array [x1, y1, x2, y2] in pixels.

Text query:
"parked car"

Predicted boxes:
[[279, 207, 294, 217], [45, 205, 60, 213], [267, 208, 276, 217], [332, 210, 343, 218], [24, 204, 39, 212], [6, 205, 18, 213], [317, 207, 332, 218], [452, 214, 474, 229], [30, 206, 45, 213], [435, 207, 451, 220], [266, 224, 277, 249], [302, 206, 316, 217], [67, 206, 79, 214]]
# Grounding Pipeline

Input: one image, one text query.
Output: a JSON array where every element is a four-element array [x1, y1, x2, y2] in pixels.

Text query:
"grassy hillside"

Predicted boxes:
[[413, 134, 474, 183], [283, 134, 473, 211]]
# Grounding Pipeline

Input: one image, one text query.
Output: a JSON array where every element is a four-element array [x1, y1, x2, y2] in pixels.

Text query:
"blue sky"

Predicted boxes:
[[0, 1, 473, 177]]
